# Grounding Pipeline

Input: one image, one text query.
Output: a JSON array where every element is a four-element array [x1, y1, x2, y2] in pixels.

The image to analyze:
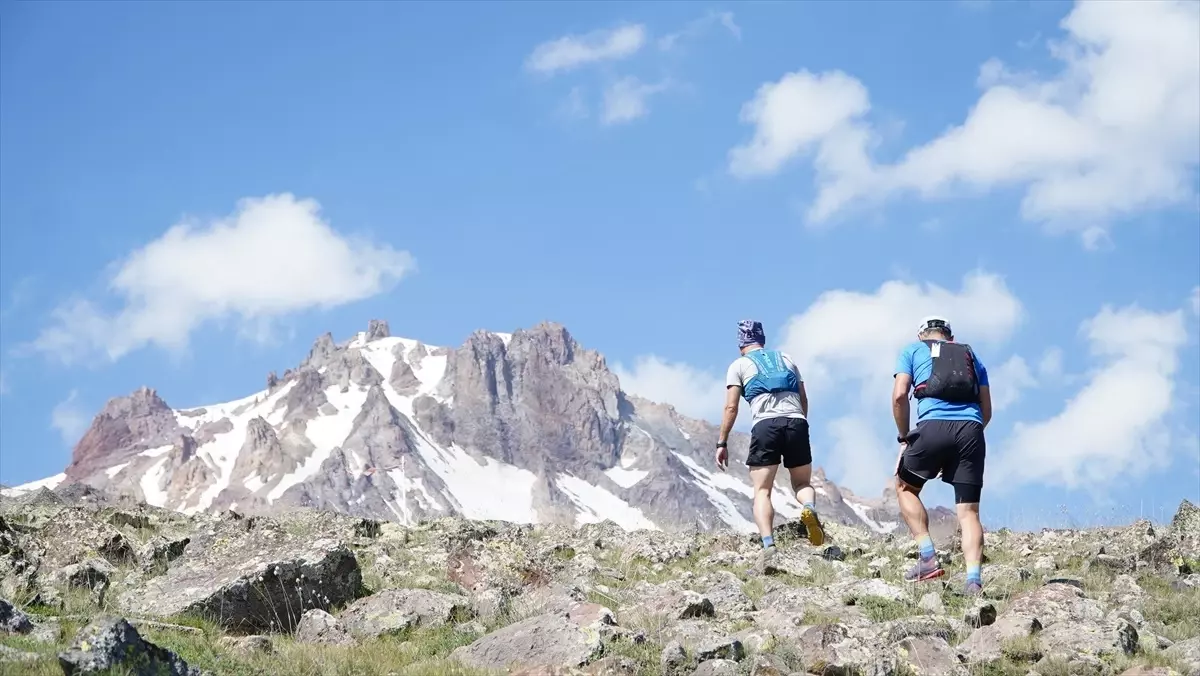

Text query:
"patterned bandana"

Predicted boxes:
[[737, 320, 766, 348]]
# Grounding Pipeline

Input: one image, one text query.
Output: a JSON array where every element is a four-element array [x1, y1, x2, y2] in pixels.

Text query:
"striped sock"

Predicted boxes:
[[967, 562, 982, 584], [803, 502, 816, 511], [917, 534, 936, 560]]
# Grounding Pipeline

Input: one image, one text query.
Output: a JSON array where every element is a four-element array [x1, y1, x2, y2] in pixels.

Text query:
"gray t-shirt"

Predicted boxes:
[[726, 349, 807, 426]]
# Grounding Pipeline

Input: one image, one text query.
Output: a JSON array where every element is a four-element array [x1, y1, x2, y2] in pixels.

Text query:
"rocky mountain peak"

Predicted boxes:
[[303, 332, 339, 370], [366, 319, 390, 341], [65, 387, 182, 481], [15, 317, 961, 540]]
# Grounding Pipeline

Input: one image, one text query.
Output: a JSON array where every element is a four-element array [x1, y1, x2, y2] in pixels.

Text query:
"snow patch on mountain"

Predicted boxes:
[[605, 466, 648, 489], [1, 473, 66, 497], [556, 474, 658, 531]]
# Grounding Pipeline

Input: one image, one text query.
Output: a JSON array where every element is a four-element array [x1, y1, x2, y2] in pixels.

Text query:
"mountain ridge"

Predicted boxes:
[[3, 319, 957, 539]]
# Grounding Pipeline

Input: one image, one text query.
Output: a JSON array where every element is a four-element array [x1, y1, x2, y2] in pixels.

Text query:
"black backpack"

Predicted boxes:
[[913, 340, 980, 404]]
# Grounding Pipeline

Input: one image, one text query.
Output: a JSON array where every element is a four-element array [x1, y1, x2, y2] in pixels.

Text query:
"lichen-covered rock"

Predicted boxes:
[[295, 608, 354, 645], [216, 634, 273, 655], [0, 597, 33, 634], [337, 588, 472, 639], [1166, 637, 1200, 676], [119, 533, 361, 632], [57, 617, 200, 676], [451, 611, 606, 671], [894, 636, 961, 676]]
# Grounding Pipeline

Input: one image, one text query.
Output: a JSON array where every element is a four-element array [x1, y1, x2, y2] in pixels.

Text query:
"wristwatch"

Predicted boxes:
[[896, 435, 907, 444], [716, 441, 727, 448]]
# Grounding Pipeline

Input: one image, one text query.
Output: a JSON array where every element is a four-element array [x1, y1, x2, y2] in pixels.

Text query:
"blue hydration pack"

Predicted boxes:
[[741, 349, 800, 402]]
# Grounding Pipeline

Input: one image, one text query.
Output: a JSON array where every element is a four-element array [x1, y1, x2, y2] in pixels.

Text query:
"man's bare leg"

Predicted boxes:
[[896, 476, 929, 537], [787, 464, 825, 546], [957, 501, 984, 592], [897, 476, 944, 581], [749, 465, 779, 548]]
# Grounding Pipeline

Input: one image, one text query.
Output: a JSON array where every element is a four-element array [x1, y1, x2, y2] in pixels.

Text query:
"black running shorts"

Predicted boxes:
[[898, 419, 986, 504], [747, 417, 812, 468]]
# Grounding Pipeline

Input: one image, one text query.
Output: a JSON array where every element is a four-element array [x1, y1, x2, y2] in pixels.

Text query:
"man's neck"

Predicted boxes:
[[740, 344, 764, 355]]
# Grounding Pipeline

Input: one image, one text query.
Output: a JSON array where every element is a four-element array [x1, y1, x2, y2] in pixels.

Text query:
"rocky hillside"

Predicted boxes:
[[0, 485, 1197, 675], [2, 320, 955, 539]]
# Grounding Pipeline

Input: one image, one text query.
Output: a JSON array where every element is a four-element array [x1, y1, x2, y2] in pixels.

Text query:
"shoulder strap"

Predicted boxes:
[[744, 349, 769, 372]]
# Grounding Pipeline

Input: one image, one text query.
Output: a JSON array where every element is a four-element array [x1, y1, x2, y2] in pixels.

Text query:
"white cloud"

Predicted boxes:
[[1037, 347, 1065, 380], [727, 69, 871, 180], [658, 11, 741, 51], [602, 77, 669, 125], [1190, 286, 1200, 316], [614, 355, 728, 423], [777, 271, 1024, 404], [51, 390, 90, 445], [991, 355, 1037, 411], [730, 0, 1200, 244], [992, 305, 1188, 491], [526, 24, 646, 75], [31, 193, 414, 364]]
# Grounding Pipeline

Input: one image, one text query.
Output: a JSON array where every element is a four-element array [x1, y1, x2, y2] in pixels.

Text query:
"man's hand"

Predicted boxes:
[[715, 444, 728, 471], [894, 442, 907, 476]]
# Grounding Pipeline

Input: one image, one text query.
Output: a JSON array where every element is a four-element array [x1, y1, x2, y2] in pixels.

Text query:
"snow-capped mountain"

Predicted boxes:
[[3, 320, 954, 536]]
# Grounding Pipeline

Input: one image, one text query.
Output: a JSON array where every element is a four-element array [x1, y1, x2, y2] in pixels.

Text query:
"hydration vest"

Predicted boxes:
[[741, 349, 800, 403], [912, 340, 980, 404]]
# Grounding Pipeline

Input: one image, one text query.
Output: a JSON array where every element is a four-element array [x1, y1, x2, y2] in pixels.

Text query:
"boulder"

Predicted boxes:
[[57, 617, 200, 676], [120, 534, 361, 632]]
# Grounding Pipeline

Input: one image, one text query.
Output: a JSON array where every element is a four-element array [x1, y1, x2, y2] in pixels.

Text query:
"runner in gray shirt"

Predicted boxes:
[[716, 320, 826, 563]]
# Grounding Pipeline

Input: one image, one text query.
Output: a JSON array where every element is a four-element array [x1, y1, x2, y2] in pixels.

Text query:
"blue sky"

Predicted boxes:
[[1, 0, 1197, 529]]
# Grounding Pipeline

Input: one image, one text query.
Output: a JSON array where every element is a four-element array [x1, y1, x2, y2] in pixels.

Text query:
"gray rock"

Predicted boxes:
[[630, 583, 715, 621], [451, 612, 604, 671], [918, 591, 944, 614], [1165, 637, 1200, 676], [0, 597, 33, 634], [895, 636, 961, 676], [216, 634, 273, 655], [120, 534, 361, 632], [49, 558, 116, 606], [964, 600, 997, 628], [295, 608, 354, 645], [0, 643, 42, 663], [57, 617, 200, 676], [661, 641, 688, 673], [338, 588, 472, 639], [691, 658, 740, 676], [956, 614, 1043, 664], [705, 571, 755, 614], [664, 620, 745, 662]]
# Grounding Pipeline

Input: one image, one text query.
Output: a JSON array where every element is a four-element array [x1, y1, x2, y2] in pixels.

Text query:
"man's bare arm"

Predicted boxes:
[[799, 381, 809, 418], [892, 374, 912, 437], [978, 385, 992, 428], [718, 386, 741, 443]]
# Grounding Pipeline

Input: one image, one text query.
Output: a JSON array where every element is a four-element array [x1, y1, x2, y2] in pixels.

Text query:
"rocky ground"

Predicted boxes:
[[0, 485, 1197, 676]]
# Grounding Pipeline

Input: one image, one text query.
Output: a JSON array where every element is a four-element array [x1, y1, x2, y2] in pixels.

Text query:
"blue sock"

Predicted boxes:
[[803, 502, 816, 511], [762, 535, 774, 549], [967, 562, 982, 584], [917, 534, 936, 560]]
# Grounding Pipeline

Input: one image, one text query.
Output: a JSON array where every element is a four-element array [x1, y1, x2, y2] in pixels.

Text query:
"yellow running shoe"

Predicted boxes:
[[800, 506, 826, 547]]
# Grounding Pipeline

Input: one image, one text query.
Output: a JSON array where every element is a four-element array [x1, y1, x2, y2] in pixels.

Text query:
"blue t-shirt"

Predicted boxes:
[[894, 340, 989, 424]]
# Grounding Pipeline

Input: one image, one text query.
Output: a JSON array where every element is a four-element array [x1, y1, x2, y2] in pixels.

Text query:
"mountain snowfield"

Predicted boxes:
[[2, 321, 936, 537]]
